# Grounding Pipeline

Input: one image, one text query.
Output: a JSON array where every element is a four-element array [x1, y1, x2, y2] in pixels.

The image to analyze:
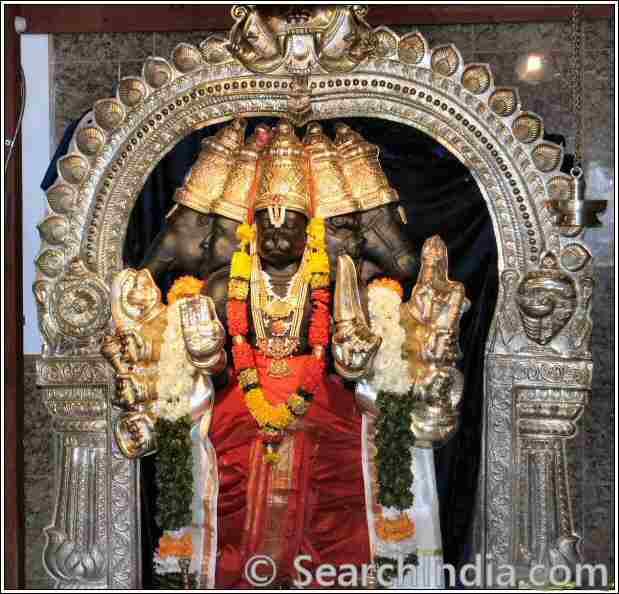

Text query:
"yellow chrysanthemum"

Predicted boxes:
[[231, 251, 252, 280], [245, 388, 294, 429], [228, 278, 250, 300], [236, 223, 256, 246], [307, 218, 326, 246], [311, 273, 331, 290], [167, 276, 204, 305], [368, 277, 404, 300], [309, 250, 330, 275]]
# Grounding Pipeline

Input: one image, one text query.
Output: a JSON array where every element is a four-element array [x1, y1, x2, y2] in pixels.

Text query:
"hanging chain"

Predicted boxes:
[[570, 5, 584, 171]]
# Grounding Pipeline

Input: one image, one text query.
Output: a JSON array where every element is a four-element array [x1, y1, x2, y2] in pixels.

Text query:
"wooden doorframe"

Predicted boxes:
[[4, 3, 25, 590], [10, 3, 614, 33]]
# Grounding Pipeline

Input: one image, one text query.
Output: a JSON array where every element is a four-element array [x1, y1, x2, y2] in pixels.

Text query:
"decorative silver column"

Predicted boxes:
[[38, 357, 140, 589], [485, 356, 591, 585]]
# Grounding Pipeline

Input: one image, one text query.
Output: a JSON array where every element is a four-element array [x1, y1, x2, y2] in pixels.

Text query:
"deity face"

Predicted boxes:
[[199, 216, 240, 277], [126, 270, 160, 318], [255, 209, 307, 268], [358, 203, 419, 282], [326, 213, 365, 275]]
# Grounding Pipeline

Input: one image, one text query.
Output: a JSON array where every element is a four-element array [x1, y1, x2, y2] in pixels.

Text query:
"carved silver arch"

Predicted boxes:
[[35, 6, 598, 588]]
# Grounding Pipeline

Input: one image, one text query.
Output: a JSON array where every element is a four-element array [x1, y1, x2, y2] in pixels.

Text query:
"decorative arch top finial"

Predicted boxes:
[[228, 4, 376, 74]]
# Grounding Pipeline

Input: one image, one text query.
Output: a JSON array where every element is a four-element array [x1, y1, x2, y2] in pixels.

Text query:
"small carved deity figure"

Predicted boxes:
[[400, 236, 469, 445], [102, 268, 224, 458]]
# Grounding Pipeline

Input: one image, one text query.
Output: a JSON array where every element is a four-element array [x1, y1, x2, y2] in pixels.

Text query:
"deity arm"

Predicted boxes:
[[445, 284, 467, 332]]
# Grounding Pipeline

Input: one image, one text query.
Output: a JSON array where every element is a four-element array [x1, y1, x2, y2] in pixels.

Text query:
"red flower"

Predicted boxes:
[[309, 307, 331, 347], [227, 299, 250, 336], [311, 289, 331, 305], [232, 342, 256, 371]]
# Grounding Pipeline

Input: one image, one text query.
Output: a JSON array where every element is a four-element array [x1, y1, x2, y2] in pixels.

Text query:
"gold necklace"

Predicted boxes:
[[250, 248, 311, 377]]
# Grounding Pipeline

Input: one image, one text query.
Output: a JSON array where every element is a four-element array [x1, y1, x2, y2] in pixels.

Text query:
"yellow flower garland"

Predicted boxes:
[[245, 387, 295, 429], [231, 251, 252, 281]]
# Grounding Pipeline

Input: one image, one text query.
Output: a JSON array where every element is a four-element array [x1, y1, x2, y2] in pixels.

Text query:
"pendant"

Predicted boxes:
[[270, 319, 291, 337], [268, 358, 293, 378], [263, 299, 294, 319]]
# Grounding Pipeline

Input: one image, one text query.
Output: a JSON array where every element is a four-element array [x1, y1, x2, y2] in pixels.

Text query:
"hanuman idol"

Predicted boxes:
[[103, 118, 469, 588]]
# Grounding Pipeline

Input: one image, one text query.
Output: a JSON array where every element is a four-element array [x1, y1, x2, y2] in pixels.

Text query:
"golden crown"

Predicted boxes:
[[303, 122, 360, 218], [219, 124, 273, 222], [334, 123, 399, 212], [253, 120, 312, 225], [174, 118, 249, 221], [175, 119, 399, 224]]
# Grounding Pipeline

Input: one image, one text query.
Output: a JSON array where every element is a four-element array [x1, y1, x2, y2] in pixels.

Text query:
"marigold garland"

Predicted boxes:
[[230, 251, 252, 280], [232, 341, 255, 370], [226, 217, 332, 462]]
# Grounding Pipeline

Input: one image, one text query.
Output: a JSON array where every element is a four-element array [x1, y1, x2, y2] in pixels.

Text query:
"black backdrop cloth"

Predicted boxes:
[[44, 114, 561, 584]]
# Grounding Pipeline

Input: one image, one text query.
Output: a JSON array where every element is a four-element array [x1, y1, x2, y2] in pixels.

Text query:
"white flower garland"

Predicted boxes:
[[367, 285, 411, 396], [366, 283, 418, 565], [155, 302, 196, 421]]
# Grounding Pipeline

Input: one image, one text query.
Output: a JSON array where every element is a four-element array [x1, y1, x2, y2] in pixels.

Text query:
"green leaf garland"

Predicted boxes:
[[374, 390, 416, 510], [374, 390, 418, 575], [154, 415, 194, 531]]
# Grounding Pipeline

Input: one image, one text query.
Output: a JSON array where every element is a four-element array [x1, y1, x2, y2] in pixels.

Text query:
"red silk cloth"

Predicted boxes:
[[209, 353, 371, 588]]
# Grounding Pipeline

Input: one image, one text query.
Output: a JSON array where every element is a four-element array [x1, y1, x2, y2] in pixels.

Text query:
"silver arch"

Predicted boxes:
[[35, 7, 596, 588]]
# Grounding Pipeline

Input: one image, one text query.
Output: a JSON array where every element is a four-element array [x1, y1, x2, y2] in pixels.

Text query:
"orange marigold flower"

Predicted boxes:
[[167, 276, 205, 304], [368, 277, 404, 299], [375, 514, 416, 542], [157, 532, 193, 559]]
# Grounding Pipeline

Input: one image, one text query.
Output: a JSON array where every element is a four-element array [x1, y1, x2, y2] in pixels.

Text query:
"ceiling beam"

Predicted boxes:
[[11, 4, 613, 35]]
